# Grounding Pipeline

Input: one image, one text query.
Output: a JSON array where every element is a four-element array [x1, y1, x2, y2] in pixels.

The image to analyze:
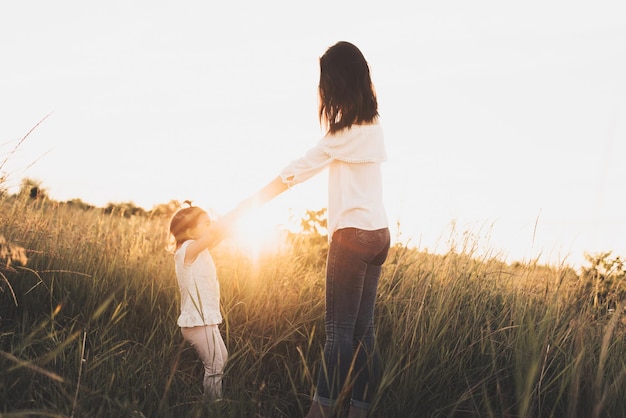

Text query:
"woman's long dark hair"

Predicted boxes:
[[318, 41, 379, 134]]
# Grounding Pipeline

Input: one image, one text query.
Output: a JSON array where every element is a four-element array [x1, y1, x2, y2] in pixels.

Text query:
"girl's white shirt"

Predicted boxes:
[[279, 123, 388, 240], [174, 240, 222, 327]]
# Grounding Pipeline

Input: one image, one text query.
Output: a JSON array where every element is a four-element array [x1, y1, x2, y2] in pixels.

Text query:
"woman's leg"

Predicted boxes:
[[181, 324, 228, 400], [351, 228, 389, 409], [350, 264, 381, 407], [313, 228, 389, 411], [314, 228, 367, 409]]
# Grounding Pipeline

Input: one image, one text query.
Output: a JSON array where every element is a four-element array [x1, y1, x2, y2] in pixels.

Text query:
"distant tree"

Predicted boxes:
[[149, 200, 182, 218], [104, 201, 147, 218], [581, 252, 625, 313], [18, 178, 48, 200], [65, 198, 96, 211], [285, 208, 329, 267]]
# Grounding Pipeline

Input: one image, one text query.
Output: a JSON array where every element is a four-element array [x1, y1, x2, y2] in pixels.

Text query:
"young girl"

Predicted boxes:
[[168, 203, 248, 400], [241, 41, 390, 418]]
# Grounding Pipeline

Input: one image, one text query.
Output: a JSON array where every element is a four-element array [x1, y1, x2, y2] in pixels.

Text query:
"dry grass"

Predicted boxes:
[[1, 195, 625, 417]]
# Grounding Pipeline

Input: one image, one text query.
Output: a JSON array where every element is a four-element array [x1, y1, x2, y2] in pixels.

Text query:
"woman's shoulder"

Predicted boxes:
[[323, 122, 383, 142], [320, 123, 386, 163]]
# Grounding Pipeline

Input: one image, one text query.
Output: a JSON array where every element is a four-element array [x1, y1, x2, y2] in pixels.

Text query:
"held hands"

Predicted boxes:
[[207, 177, 286, 248], [206, 197, 260, 249]]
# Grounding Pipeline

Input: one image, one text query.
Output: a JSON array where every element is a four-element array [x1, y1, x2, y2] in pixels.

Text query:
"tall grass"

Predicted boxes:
[[1, 195, 625, 417]]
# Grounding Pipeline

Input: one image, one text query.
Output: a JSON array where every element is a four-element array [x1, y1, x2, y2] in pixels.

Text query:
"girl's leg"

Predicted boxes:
[[181, 325, 228, 400], [202, 325, 227, 399]]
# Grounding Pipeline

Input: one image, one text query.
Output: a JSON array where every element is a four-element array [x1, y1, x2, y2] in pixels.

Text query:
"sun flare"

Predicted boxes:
[[232, 209, 286, 259]]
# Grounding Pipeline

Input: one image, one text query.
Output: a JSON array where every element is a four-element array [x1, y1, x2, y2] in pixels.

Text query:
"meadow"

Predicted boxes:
[[1, 195, 625, 418]]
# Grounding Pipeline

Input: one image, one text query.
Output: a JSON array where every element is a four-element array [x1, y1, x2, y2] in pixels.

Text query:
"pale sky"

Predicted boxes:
[[2, 1, 625, 269]]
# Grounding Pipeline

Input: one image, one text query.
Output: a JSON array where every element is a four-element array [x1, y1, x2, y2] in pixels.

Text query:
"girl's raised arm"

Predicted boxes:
[[187, 177, 288, 261], [210, 176, 288, 247]]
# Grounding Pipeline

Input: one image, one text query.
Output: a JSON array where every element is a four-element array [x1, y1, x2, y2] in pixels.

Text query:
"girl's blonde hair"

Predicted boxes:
[[168, 206, 209, 250]]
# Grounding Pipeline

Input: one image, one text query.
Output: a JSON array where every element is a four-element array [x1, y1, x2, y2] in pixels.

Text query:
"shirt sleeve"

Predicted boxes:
[[279, 145, 334, 187]]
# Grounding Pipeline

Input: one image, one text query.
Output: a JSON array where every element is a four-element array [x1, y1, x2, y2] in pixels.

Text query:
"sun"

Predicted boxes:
[[232, 207, 286, 260]]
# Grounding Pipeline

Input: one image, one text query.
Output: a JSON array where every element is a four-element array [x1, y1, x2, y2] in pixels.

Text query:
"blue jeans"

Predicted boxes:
[[314, 227, 390, 410]]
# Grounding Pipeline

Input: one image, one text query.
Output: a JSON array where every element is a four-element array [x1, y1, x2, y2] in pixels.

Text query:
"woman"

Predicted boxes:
[[246, 41, 390, 418]]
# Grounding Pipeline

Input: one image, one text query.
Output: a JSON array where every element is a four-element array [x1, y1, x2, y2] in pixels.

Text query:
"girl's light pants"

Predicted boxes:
[[181, 324, 228, 400]]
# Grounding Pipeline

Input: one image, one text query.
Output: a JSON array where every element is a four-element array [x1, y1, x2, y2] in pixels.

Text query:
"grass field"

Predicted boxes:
[[1, 195, 625, 418]]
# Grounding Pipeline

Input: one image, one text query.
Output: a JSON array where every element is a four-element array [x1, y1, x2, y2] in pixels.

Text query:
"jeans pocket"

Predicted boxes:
[[355, 229, 383, 245]]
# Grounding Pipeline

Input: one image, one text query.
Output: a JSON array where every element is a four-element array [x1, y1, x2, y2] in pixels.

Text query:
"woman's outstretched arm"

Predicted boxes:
[[250, 176, 289, 206], [204, 177, 288, 250]]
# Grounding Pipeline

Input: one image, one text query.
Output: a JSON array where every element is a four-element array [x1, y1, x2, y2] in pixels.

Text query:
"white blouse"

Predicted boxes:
[[174, 240, 222, 327], [279, 123, 388, 239]]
